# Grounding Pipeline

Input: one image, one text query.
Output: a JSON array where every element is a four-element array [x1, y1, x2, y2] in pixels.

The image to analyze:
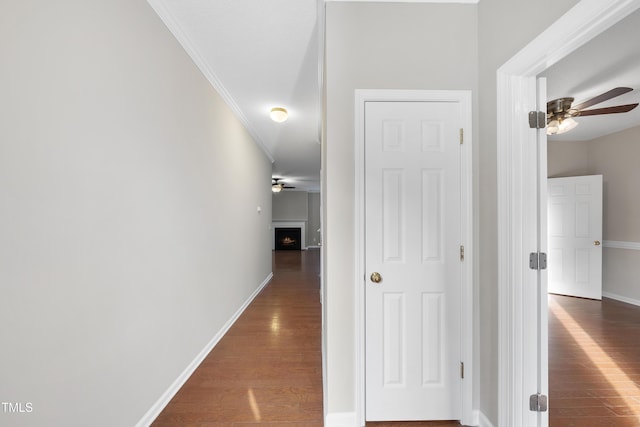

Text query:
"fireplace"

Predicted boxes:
[[272, 221, 306, 250], [275, 227, 302, 251]]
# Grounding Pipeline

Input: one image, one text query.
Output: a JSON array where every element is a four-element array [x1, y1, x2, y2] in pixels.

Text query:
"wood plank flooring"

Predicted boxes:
[[152, 250, 323, 426], [549, 294, 640, 426]]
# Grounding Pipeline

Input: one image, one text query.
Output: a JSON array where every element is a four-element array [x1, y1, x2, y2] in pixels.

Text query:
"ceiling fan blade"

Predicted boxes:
[[578, 103, 639, 117], [572, 87, 633, 111]]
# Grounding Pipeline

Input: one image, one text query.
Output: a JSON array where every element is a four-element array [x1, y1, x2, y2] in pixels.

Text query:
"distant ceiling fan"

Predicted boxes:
[[546, 87, 639, 135], [272, 178, 296, 193]]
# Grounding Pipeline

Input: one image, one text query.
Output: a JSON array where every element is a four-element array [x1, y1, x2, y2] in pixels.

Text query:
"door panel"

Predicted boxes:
[[547, 175, 603, 300], [365, 101, 461, 421]]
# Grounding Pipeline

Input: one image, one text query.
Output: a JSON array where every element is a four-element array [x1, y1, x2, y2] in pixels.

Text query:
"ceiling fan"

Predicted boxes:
[[272, 178, 296, 193], [546, 87, 639, 135]]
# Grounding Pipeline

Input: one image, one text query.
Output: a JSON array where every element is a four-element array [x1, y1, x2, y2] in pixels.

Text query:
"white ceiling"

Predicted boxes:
[[147, 1, 640, 184], [542, 8, 640, 142], [148, 0, 322, 192]]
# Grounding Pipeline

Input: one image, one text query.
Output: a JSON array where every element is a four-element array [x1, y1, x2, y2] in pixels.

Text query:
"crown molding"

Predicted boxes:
[[146, 0, 275, 163]]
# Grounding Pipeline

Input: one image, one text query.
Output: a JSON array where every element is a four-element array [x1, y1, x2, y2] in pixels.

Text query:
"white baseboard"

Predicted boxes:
[[479, 411, 496, 427], [466, 409, 480, 426], [135, 272, 274, 427], [603, 291, 640, 308], [325, 412, 357, 427]]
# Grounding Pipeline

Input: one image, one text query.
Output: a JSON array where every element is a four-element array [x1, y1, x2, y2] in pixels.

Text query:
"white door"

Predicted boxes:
[[547, 175, 603, 300], [364, 101, 462, 421]]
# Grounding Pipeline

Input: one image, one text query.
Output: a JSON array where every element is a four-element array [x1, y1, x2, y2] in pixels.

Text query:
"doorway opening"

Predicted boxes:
[[497, 1, 640, 425]]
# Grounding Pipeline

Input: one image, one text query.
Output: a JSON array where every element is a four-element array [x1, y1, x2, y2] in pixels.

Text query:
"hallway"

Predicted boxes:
[[152, 249, 466, 426], [152, 250, 323, 426]]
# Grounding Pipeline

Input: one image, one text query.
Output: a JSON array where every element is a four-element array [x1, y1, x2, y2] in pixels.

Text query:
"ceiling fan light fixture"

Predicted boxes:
[[546, 87, 636, 136], [556, 117, 578, 135], [546, 117, 578, 135], [272, 184, 283, 193], [270, 107, 288, 123]]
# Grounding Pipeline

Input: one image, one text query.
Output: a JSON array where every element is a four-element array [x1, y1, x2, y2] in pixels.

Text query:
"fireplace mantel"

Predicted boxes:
[[272, 221, 306, 250]]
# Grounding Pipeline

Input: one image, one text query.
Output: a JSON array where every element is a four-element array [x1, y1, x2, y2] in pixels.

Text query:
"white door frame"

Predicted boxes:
[[497, 1, 640, 426], [355, 90, 474, 426]]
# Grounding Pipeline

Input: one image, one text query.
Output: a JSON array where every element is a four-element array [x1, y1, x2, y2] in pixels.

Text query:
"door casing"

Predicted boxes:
[[497, 1, 640, 426], [354, 90, 474, 426]]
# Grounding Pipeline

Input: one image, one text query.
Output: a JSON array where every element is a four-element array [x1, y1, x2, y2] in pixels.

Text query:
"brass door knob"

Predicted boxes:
[[594, 240, 601, 246], [370, 272, 382, 283]]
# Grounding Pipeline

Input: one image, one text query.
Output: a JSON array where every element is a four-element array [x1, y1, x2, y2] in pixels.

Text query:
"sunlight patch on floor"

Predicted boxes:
[[271, 311, 281, 335], [247, 388, 261, 421], [549, 297, 640, 411]]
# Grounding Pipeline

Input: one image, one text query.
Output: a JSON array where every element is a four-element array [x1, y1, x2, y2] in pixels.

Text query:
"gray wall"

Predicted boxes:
[[308, 192, 321, 247], [0, 1, 272, 426], [548, 125, 640, 302], [324, 1, 478, 417], [273, 191, 309, 221], [548, 140, 590, 178], [589, 126, 640, 243]]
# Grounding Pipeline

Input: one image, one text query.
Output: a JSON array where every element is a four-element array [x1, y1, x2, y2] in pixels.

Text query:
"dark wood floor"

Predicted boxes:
[[549, 294, 640, 426], [152, 250, 323, 426]]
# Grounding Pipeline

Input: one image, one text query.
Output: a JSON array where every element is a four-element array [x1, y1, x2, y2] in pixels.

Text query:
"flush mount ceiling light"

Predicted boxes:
[[270, 107, 288, 123]]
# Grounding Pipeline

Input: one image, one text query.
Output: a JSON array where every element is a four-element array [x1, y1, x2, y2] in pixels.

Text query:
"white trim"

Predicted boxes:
[[354, 89, 474, 425], [272, 221, 307, 250], [603, 291, 640, 308], [479, 411, 496, 427], [145, 0, 274, 163], [326, 0, 479, 3], [603, 240, 640, 251], [135, 272, 274, 427], [497, 72, 539, 427], [325, 412, 357, 427], [497, 1, 640, 426]]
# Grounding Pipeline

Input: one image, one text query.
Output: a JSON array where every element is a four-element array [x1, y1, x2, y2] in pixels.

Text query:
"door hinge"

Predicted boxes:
[[529, 252, 547, 270], [528, 111, 546, 129], [460, 362, 464, 379], [529, 393, 548, 412], [459, 128, 464, 144], [460, 245, 465, 261]]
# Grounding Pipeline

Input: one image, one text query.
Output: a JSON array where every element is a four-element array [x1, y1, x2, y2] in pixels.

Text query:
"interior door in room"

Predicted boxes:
[[364, 101, 462, 421], [547, 175, 603, 300]]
